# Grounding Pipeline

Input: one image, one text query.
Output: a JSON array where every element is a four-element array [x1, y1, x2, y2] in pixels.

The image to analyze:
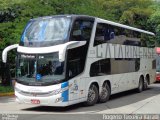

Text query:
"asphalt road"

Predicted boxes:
[[0, 83, 160, 120]]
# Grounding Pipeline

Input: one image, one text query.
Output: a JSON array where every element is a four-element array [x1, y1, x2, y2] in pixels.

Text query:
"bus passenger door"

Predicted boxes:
[[69, 77, 86, 101], [67, 59, 81, 101]]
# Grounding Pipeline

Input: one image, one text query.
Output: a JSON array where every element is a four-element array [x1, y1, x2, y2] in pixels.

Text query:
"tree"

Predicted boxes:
[[0, 0, 159, 84], [148, 2, 160, 46]]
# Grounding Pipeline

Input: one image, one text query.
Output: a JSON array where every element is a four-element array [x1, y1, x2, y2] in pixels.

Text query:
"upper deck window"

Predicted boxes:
[[70, 19, 93, 41], [20, 17, 71, 47]]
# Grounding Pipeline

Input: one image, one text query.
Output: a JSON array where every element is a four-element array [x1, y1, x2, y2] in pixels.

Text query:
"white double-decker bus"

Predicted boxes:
[[2, 15, 156, 106]]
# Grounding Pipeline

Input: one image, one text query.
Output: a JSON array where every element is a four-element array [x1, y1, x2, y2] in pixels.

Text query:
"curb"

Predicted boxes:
[[0, 92, 14, 97]]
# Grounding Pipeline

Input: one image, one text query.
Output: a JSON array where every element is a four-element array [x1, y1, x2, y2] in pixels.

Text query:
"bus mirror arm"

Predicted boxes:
[[2, 44, 19, 63], [59, 41, 86, 62]]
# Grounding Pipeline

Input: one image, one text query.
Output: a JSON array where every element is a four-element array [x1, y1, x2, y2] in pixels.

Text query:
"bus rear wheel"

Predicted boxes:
[[137, 77, 144, 93], [84, 84, 98, 106], [144, 76, 149, 90], [99, 83, 110, 103]]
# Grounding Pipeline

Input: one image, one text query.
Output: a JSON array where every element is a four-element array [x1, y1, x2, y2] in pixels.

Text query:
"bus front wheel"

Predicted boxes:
[[84, 84, 98, 106], [99, 83, 110, 103]]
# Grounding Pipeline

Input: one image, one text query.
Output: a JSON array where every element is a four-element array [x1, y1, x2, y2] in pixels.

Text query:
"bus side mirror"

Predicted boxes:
[[59, 41, 86, 62], [1, 44, 18, 85], [2, 44, 18, 63]]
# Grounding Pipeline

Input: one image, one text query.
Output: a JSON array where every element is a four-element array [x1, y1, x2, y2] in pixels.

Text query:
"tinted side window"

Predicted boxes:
[[90, 59, 111, 77], [123, 40, 141, 46], [152, 59, 156, 69], [135, 58, 140, 71], [141, 33, 155, 48], [70, 20, 93, 41], [67, 46, 86, 79], [94, 23, 115, 46], [123, 30, 141, 46], [90, 58, 140, 77], [94, 23, 155, 47], [112, 58, 140, 74]]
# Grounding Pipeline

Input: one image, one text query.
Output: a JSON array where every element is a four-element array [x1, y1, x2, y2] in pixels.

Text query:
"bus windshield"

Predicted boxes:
[[21, 17, 71, 47], [16, 52, 65, 85]]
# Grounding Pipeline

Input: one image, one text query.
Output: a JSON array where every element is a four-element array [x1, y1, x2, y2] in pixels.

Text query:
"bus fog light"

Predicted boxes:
[[55, 97, 64, 103]]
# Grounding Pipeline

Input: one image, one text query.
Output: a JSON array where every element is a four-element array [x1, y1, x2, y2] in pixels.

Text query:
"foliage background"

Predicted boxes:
[[0, 0, 160, 78]]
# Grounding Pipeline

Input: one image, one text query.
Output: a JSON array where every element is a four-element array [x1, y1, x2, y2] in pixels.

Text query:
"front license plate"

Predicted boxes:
[[31, 99, 40, 104]]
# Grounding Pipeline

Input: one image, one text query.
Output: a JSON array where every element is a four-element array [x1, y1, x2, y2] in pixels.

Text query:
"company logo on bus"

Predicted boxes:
[[36, 74, 42, 80], [21, 54, 35, 59], [31, 93, 37, 97]]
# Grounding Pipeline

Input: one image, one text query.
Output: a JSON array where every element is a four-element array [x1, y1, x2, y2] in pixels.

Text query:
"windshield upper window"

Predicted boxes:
[[20, 17, 71, 47], [16, 53, 65, 86]]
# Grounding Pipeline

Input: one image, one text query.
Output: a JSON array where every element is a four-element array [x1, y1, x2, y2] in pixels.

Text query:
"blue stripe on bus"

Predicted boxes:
[[61, 82, 69, 102]]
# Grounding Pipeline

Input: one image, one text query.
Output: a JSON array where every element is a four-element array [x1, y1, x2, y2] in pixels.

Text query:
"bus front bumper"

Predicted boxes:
[[15, 91, 69, 107]]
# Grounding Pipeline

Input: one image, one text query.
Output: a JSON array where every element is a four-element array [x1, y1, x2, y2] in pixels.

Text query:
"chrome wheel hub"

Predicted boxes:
[[88, 87, 96, 102], [101, 86, 108, 99]]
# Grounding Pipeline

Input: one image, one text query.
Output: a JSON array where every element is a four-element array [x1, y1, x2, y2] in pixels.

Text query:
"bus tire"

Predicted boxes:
[[144, 75, 149, 90], [99, 83, 110, 103], [137, 77, 144, 93], [84, 84, 98, 106]]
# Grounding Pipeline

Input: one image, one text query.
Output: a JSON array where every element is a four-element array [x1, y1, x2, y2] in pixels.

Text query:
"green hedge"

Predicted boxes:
[[0, 86, 14, 93]]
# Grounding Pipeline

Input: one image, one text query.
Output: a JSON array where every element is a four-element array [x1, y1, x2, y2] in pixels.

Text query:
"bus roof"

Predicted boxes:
[[31, 15, 155, 36], [31, 15, 95, 22]]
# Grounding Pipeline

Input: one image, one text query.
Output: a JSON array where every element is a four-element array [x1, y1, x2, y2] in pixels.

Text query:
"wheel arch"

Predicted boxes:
[[140, 75, 144, 82], [146, 74, 150, 85], [86, 80, 99, 96], [102, 80, 111, 90], [137, 74, 144, 87]]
